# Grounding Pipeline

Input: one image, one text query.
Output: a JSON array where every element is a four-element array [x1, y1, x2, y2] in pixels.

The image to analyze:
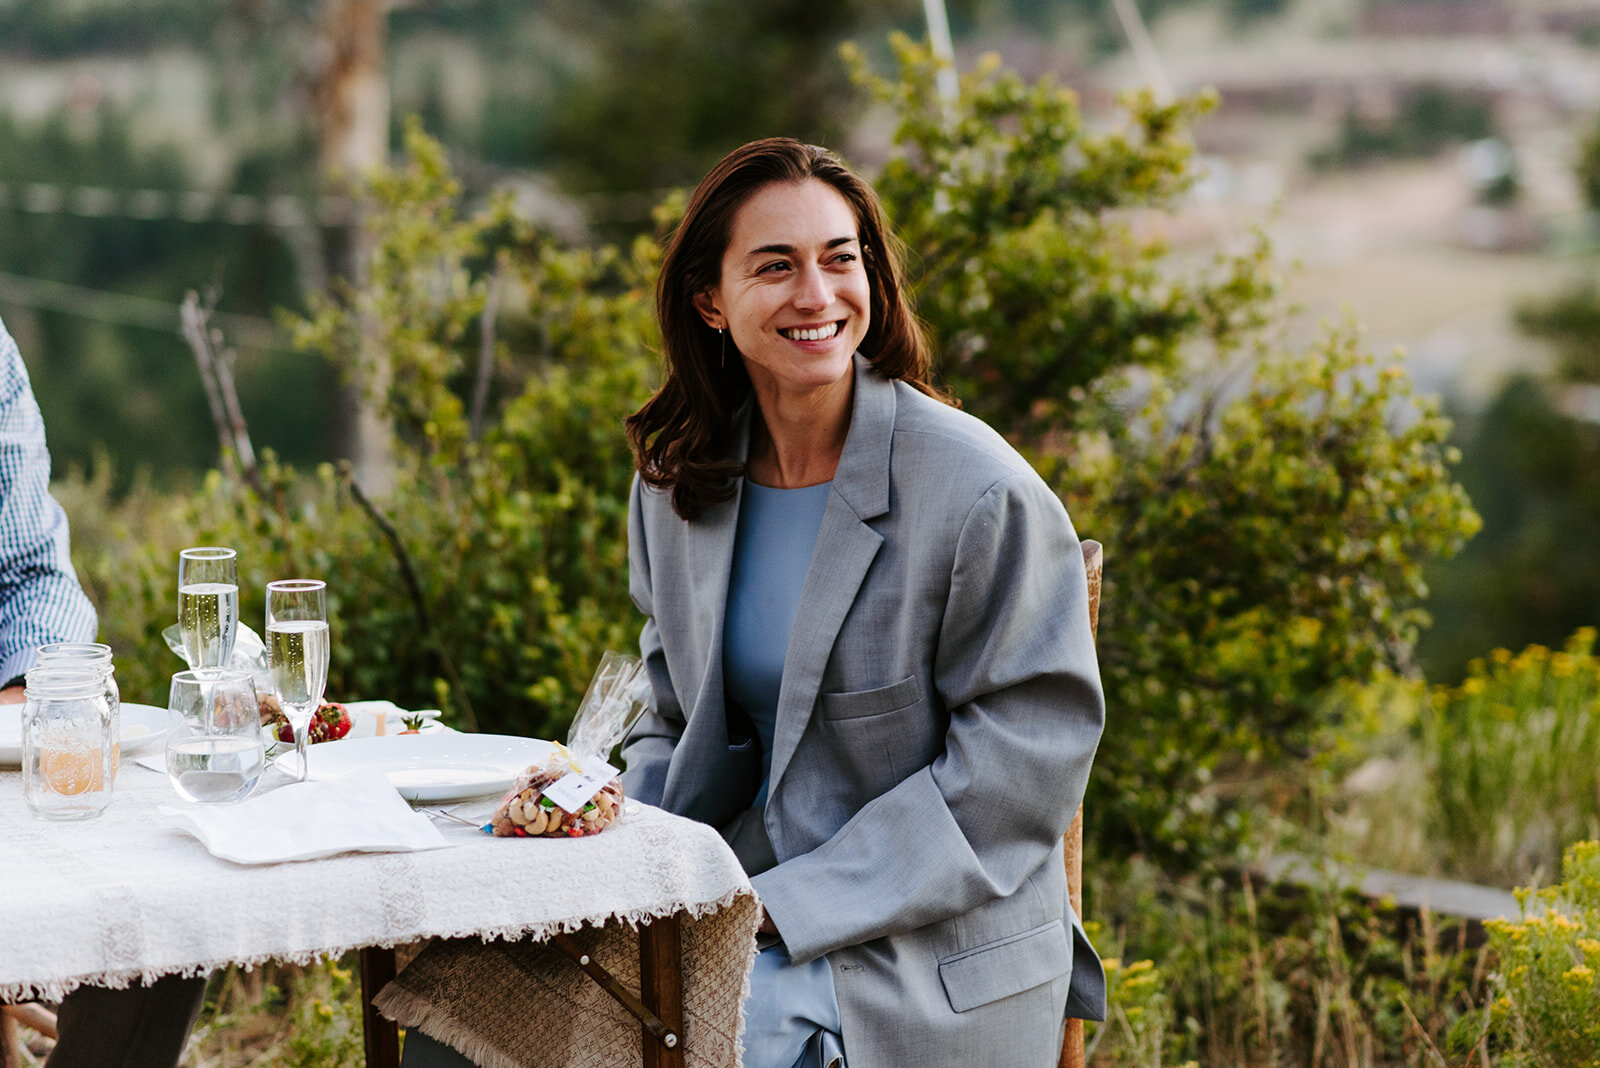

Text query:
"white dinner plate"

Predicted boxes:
[[0, 701, 169, 767], [273, 733, 555, 802]]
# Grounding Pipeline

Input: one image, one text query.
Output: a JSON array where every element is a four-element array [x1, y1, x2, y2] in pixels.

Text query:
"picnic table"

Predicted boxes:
[[0, 758, 758, 1067]]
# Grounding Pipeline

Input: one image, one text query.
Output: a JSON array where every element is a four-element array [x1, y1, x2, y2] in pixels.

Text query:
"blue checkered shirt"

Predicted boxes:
[[0, 316, 98, 687]]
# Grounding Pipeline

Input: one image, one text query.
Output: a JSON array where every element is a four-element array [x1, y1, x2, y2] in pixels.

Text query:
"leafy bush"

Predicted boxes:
[[1058, 331, 1475, 863], [1471, 840, 1600, 1064], [67, 125, 655, 738]]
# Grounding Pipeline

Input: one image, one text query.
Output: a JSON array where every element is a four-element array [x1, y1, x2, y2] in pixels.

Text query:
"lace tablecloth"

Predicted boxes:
[[0, 759, 758, 1066]]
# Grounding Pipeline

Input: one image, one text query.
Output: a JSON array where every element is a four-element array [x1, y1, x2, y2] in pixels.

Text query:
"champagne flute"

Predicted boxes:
[[178, 548, 240, 671], [266, 579, 329, 783]]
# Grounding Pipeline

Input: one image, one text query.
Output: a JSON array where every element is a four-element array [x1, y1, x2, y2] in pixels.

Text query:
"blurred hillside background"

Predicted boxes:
[[3, 0, 1598, 686]]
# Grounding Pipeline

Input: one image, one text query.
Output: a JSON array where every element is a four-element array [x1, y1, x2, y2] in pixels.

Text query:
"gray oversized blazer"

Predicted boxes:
[[621, 354, 1106, 1067]]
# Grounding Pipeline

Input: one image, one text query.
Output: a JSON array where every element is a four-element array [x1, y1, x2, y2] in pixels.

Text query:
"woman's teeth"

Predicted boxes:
[[783, 322, 840, 341]]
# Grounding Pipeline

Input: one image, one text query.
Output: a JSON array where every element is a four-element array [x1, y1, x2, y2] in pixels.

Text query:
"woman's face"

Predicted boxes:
[[695, 179, 871, 401]]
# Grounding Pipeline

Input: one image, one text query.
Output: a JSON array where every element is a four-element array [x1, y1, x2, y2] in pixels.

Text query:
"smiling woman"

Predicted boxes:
[[390, 139, 1107, 1068], [614, 139, 1106, 1068]]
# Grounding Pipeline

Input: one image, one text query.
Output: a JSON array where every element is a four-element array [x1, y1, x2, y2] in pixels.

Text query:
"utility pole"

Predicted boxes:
[[313, 0, 393, 494], [922, 0, 960, 106]]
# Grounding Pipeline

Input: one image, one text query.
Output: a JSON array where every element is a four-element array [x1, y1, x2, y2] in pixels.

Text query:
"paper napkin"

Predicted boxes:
[[159, 771, 448, 864]]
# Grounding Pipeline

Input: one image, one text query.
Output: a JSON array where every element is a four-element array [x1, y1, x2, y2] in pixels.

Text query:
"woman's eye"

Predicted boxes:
[[757, 261, 790, 275], [831, 252, 858, 267]]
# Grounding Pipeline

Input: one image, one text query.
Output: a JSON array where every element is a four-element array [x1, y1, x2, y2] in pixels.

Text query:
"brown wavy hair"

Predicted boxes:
[[626, 137, 941, 520]]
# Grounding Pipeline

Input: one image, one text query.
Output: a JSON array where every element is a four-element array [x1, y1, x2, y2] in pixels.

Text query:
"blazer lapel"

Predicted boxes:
[[660, 403, 751, 818], [767, 356, 895, 803]]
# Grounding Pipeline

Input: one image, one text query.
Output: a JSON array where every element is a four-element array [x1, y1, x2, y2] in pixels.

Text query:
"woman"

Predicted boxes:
[[620, 137, 1105, 1067]]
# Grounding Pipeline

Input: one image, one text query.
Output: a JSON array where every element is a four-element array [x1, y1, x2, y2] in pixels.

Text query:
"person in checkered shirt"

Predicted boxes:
[[0, 314, 205, 1067]]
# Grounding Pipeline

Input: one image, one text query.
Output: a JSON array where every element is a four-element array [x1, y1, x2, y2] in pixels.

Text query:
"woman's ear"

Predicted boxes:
[[691, 289, 724, 331]]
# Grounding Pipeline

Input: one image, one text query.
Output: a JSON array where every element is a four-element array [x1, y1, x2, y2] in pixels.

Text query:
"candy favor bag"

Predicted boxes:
[[487, 652, 649, 838]]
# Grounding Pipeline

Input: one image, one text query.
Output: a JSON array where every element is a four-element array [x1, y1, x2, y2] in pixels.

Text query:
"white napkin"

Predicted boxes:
[[158, 772, 449, 864]]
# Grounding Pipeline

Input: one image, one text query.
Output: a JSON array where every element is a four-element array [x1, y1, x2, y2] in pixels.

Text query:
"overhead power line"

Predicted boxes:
[[0, 270, 282, 351], [0, 181, 356, 228]]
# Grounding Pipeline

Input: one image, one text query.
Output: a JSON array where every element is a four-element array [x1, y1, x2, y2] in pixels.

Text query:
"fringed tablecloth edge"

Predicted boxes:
[[0, 883, 759, 1007]]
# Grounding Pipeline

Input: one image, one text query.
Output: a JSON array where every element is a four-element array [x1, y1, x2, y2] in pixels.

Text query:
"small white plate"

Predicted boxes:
[[0, 701, 169, 767], [273, 733, 554, 802], [339, 700, 445, 736]]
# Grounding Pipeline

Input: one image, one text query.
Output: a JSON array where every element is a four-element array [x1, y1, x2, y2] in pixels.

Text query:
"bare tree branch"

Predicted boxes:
[[470, 262, 503, 441], [180, 291, 263, 494], [342, 464, 479, 732]]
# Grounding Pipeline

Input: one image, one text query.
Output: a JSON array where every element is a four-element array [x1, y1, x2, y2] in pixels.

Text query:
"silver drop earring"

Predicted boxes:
[[718, 327, 726, 369]]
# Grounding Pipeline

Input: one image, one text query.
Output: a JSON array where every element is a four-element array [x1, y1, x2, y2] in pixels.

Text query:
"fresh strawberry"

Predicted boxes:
[[400, 713, 427, 735], [278, 702, 353, 744]]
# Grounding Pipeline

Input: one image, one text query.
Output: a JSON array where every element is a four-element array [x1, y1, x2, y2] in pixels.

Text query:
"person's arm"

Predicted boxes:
[[751, 473, 1104, 963], [617, 475, 686, 807], [0, 322, 98, 690]]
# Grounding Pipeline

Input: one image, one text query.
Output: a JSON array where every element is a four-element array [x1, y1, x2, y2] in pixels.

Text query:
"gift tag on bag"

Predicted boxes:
[[541, 753, 622, 814]]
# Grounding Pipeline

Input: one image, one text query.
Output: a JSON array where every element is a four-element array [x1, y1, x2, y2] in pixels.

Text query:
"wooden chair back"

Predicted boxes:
[[1059, 538, 1101, 1068]]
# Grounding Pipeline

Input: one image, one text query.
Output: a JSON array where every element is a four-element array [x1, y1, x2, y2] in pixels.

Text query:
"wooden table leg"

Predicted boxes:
[[639, 913, 684, 1068], [360, 946, 402, 1068]]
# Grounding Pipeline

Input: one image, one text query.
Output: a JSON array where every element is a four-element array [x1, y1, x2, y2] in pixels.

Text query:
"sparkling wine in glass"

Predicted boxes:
[[266, 579, 329, 782], [178, 547, 240, 671]]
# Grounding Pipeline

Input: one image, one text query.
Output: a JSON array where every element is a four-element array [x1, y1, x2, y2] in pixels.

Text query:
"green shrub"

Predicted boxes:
[[1057, 334, 1478, 863], [1472, 840, 1600, 1064]]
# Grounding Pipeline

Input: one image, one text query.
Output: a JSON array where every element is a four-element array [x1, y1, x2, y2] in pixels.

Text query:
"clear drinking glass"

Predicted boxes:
[[178, 547, 240, 671], [22, 664, 116, 820], [165, 669, 265, 804], [266, 579, 329, 782]]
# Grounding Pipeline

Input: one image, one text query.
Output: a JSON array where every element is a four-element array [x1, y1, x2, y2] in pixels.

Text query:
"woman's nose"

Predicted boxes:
[[791, 263, 831, 311]]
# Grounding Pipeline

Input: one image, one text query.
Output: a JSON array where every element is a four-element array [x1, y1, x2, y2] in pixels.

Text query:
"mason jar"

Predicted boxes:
[[36, 642, 121, 778], [22, 664, 117, 820]]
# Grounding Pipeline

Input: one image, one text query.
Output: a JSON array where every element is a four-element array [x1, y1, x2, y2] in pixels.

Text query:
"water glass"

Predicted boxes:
[[178, 547, 240, 670], [22, 665, 117, 821], [165, 669, 265, 804]]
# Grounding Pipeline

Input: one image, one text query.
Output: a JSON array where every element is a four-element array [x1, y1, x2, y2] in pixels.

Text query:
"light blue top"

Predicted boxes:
[[723, 479, 831, 806], [724, 478, 846, 1068]]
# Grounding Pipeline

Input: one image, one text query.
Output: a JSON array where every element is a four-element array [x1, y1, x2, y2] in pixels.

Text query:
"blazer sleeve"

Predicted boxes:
[[618, 474, 685, 808], [751, 473, 1105, 963]]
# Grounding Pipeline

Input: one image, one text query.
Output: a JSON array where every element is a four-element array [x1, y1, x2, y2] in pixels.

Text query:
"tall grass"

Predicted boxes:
[[1425, 628, 1600, 887], [1315, 628, 1600, 889]]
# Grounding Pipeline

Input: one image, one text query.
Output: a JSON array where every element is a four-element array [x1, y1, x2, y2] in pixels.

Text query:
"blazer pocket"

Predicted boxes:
[[938, 920, 1071, 1014], [818, 675, 923, 720]]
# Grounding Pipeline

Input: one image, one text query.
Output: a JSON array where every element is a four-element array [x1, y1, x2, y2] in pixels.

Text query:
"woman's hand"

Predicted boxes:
[[757, 907, 778, 936]]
